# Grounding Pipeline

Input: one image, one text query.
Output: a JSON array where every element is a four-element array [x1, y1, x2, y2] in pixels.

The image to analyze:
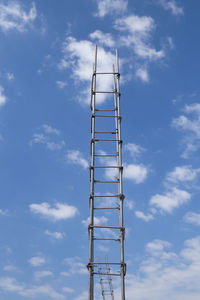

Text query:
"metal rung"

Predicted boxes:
[[95, 115, 119, 118], [94, 207, 119, 210], [94, 154, 118, 157], [91, 166, 122, 168], [90, 225, 124, 230], [91, 262, 123, 266], [92, 195, 121, 198], [94, 238, 120, 241], [94, 139, 121, 142], [94, 180, 119, 183], [94, 72, 119, 75], [95, 91, 116, 94], [93, 272, 121, 277], [95, 132, 117, 134], [95, 109, 116, 112]]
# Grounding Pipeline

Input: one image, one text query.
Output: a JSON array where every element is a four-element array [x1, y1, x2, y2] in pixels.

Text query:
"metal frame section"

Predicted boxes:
[[97, 256, 115, 300], [88, 45, 126, 300]]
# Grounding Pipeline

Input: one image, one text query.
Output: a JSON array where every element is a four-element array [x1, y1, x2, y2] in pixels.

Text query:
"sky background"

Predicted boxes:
[[0, 0, 200, 299]]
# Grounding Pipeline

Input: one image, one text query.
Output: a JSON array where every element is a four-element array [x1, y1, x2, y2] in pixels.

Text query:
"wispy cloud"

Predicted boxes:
[[0, 1, 37, 33], [34, 270, 53, 280], [184, 212, 200, 226], [172, 103, 200, 158], [30, 202, 78, 221], [94, 0, 128, 18], [66, 150, 89, 169], [89, 30, 115, 47], [28, 255, 45, 267], [44, 230, 65, 240], [63, 257, 87, 275], [114, 14, 165, 61], [135, 211, 154, 222], [157, 0, 184, 16], [30, 124, 65, 151], [0, 85, 7, 107]]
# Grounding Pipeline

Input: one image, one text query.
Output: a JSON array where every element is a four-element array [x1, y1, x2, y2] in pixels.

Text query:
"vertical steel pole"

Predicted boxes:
[[116, 49, 125, 300], [89, 45, 97, 300]]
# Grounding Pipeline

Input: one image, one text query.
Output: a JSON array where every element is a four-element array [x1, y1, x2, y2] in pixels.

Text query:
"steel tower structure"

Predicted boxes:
[[87, 45, 126, 300]]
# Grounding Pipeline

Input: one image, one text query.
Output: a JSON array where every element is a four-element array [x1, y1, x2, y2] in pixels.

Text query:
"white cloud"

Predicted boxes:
[[34, 270, 53, 280], [124, 164, 148, 184], [166, 165, 200, 183], [82, 216, 108, 226], [135, 211, 154, 222], [184, 212, 200, 226], [0, 1, 37, 33], [30, 127, 65, 151], [89, 30, 115, 47], [64, 257, 87, 275], [59, 36, 116, 104], [0, 85, 7, 107], [94, 0, 128, 18], [125, 200, 134, 210], [0, 276, 65, 299], [157, 0, 184, 16], [172, 103, 200, 158], [3, 265, 17, 271], [42, 124, 60, 135], [6, 72, 14, 80], [0, 208, 7, 215], [62, 286, 74, 293], [56, 80, 68, 89], [124, 143, 145, 159], [114, 236, 200, 300], [28, 256, 45, 267], [150, 187, 191, 213], [66, 150, 89, 169], [44, 230, 65, 239], [114, 15, 165, 61], [135, 67, 149, 82], [29, 202, 78, 221]]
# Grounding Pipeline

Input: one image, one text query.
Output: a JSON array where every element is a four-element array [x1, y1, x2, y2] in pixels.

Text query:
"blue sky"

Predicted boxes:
[[0, 0, 200, 299]]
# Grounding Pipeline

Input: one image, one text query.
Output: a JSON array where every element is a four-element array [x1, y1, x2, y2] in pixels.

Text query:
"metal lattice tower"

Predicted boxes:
[[87, 45, 126, 300]]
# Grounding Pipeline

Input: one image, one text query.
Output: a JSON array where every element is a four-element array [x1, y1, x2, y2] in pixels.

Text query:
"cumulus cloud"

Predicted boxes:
[[59, 36, 116, 104], [28, 256, 45, 267], [29, 202, 78, 221], [0, 85, 7, 107], [172, 103, 200, 158], [165, 165, 200, 184], [0, 1, 37, 33], [114, 14, 165, 61], [157, 0, 184, 16], [150, 187, 191, 213], [135, 67, 149, 82], [94, 0, 128, 18], [66, 150, 89, 169], [114, 236, 200, 300], [135, 211, 154, 222], [124, 163, 148, 184]]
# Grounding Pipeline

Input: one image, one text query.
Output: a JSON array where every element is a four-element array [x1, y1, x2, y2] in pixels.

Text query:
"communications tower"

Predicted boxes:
[[87, 45, 126, 300]]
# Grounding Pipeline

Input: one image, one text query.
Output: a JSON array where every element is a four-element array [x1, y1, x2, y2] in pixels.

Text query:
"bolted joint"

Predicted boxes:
[[118, 115, 122, 121], [90, 138, 95, 144], [119, 193, 125, 201], [120, 227, 125, 240], [119, 166, 123, 171], [121, 262, 127, 276], [117, 73, 120, 79], [119, 139, 123, 144]]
